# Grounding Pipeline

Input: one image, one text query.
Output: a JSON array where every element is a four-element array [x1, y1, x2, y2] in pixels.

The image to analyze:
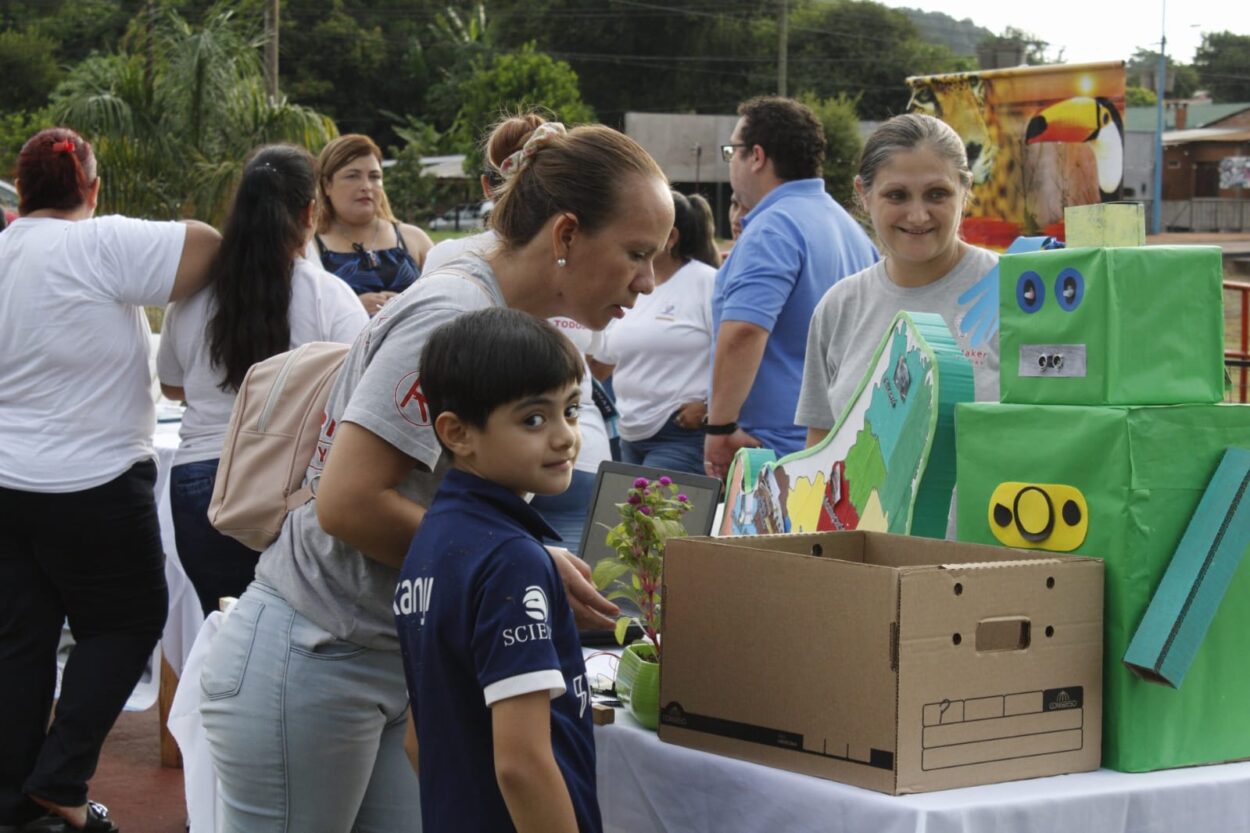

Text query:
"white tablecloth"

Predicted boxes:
[[153, 420, 206, 675], [593, 708, 1250, 833]]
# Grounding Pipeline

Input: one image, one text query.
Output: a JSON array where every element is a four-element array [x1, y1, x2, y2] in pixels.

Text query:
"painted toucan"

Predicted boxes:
[[1025, 96, 1124, 201]]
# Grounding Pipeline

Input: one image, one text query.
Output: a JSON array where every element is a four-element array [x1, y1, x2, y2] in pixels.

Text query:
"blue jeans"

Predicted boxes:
[[620, 415, 706, 476], [200, 583, 418, 833], [529, 469, 596, 555], [170, 459, 260, 617]]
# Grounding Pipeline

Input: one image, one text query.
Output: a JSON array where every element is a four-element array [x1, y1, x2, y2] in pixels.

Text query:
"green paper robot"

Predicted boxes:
[[957, 243, 1250, 772]]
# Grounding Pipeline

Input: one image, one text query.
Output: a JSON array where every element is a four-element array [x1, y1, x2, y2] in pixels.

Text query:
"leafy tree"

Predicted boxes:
[[1125, 85, 1157, 107], [0, 109, 51, 179], [796, 91, 861, 209], [450, 42, 595, 172], [1128, 48, 1200, 99], [1194, 31, 1250, 102], [0, 28, 62, 111], [46, 9, 335, 222], [420, 2, 498, 131], [383, 142, 445, 223], [977, 26, 1054, 66], [789, 1, 970, 119]]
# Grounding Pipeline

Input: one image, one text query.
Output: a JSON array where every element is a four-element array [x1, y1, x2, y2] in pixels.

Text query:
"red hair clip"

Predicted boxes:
[[51, 140, 76, 154]]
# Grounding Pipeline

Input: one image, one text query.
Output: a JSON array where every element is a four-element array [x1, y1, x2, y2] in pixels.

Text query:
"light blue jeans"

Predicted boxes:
[[199, 582, 419, 833]]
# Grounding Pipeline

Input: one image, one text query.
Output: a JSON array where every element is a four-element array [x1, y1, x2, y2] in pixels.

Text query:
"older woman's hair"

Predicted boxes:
[[16, 127, 97, 215], [315, 133, 397, 232], [857, 113, 973, 192], [489, 124, 666, 248]]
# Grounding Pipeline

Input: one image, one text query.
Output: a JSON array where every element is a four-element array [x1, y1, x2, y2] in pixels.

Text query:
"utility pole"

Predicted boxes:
[[264, 0, 280, 103], [778, 0, 788, 97], [144, 0, 155, 88], [1152, 0, 1166, 235]]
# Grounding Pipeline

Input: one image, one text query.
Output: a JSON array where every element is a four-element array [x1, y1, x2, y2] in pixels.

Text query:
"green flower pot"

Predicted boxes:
[[616, 642, 660, 730]]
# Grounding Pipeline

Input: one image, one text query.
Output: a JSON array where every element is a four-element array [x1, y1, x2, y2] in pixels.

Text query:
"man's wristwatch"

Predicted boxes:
[[701, 416, 739, 435]]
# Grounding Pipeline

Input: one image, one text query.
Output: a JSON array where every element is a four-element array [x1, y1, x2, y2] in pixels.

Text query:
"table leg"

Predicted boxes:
[[159, 655, 182, 769]]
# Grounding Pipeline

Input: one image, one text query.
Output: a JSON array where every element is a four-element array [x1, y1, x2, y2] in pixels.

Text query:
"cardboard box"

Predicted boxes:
[[998, 246, 1225, 406], [658, 531, 1103, 794], [956, 402, 1250, 771], [1064, 203, 1146, 248]]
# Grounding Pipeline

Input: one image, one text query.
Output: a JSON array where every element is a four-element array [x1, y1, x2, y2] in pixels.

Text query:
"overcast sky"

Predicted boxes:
[[876, 0, 1245, 65]]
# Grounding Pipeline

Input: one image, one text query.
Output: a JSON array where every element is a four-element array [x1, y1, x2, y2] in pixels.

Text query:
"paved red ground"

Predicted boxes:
[[91, 708, 187, 833]]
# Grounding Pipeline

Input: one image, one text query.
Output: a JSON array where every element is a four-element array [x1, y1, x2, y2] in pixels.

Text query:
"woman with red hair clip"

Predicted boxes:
[[0, 127, 220, 833]]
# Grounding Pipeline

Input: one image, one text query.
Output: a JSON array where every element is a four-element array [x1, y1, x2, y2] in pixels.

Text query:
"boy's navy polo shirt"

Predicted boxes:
[[395, 468, 601, 833]]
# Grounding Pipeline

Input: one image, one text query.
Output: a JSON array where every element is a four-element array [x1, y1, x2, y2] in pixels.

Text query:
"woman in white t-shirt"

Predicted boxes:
[[796, 114, 1000, 443], [0, 127, 219, 833], [158, 145, 367, 617], [589, 190, 720, 475]]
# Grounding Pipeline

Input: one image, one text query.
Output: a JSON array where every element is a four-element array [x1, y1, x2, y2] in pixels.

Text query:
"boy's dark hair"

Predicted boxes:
[[420, 308, 584, 448], [737, 96, 825, 181]]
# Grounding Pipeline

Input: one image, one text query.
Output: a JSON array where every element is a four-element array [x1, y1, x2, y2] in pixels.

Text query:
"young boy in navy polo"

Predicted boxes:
[[395, 308, 601, 833]]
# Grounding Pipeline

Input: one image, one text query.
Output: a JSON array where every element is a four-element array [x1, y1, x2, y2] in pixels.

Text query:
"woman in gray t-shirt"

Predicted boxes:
[[200, 120, 675, 832], [797, 113, 1000, 442]]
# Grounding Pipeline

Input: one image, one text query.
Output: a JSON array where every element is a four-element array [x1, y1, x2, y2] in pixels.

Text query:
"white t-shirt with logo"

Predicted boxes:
[[157, 258, 368, 466], [592, 259, 715, 442], [547, 317, 610, 476], [0, 215, 185, 492]]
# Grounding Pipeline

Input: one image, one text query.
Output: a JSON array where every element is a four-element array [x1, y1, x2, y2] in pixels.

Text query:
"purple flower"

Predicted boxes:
[[627, 494, 642, 505], [633, 477, 650, 489], [677, 494, 689, 502], [640, 505, 652, 515], [659, 476, 672, 486]]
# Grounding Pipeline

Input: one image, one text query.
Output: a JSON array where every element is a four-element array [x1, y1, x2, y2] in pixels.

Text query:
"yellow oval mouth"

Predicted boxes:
[[988, 482, 1088, 551]]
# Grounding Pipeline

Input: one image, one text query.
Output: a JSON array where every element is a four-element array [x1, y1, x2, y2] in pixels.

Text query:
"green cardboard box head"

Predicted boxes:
[[955, 402, 1250, 771], [999, 246, 1225, 406]]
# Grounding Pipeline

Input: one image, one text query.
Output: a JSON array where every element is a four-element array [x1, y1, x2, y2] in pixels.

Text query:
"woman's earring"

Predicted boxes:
[[556, 256, 567, 267]]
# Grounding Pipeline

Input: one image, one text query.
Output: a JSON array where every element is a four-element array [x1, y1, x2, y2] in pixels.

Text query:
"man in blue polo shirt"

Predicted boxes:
[[704, 96, 877, 476], [395, 308, 600, 833]]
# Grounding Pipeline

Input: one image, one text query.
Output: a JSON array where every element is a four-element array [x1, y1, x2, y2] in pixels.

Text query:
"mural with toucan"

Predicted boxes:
[[907, 61, 1126, 250]]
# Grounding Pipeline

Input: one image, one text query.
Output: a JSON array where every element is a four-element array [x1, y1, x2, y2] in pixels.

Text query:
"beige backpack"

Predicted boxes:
[[208, 341, 349, 551]]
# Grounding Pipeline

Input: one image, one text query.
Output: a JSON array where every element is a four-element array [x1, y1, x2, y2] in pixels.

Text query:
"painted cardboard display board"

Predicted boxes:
[[659, 531, 1104, 794], [719, 312, 973, 539], [998, 245, 1226, 406], [907, 62, 1125, 250], [955, 403, 1250, 771]]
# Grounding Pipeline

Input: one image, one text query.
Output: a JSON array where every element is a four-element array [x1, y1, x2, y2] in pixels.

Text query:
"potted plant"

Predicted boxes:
[[592, 475, 693, 729]]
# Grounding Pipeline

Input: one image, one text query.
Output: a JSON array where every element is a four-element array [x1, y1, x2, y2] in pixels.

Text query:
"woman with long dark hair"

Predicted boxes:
[[0, 126, 219, 833], [158, 144, 367, 616], [587, 189, 720, 474]]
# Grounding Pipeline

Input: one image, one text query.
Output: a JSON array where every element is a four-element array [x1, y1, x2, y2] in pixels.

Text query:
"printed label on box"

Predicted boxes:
[[920, 686, 1085, 770]]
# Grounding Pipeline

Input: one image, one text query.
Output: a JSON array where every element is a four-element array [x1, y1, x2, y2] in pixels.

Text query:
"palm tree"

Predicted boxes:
[[47, 9, 336, 224]]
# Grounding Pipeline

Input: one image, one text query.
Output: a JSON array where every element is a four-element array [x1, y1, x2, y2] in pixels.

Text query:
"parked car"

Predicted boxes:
[[0, 179, 17, 228], [428, 201, 491, 232]]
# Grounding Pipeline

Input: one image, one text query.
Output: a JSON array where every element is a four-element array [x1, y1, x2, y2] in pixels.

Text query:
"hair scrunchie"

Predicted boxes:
[[51, 139, 76, 154], [497, 122, 566, 180]]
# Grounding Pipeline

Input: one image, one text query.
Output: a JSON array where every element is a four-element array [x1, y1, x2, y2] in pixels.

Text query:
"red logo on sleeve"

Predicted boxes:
[[395, 372, 431, 426]]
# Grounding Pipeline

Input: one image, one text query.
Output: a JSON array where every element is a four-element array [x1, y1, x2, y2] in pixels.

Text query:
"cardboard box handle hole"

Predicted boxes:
[[976, 617, 1032, 652]]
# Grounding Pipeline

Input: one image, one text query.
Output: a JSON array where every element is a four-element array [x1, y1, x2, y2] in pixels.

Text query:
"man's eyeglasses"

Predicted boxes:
[[721, 143, 748, 163]]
